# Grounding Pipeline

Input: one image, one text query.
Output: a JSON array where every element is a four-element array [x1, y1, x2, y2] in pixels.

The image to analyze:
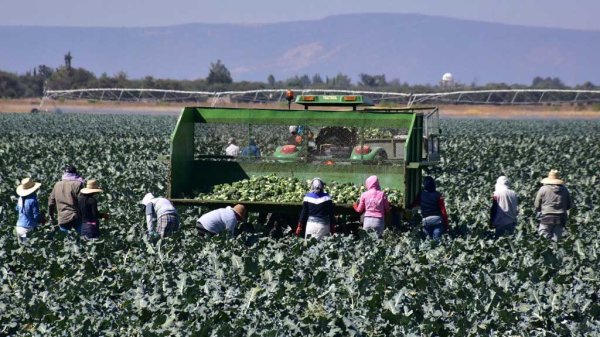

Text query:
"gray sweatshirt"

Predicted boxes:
[[197, 207, 238, 235], [534, 184, 572, 215]]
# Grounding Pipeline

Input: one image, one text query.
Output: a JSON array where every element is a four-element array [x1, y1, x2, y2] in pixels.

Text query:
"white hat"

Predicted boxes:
[[541, 169, 564, 185], [80, 179, 104, 194], [16, 178, 41, 197], [289, 125, 298, 134], [140, 193, 155, 206]]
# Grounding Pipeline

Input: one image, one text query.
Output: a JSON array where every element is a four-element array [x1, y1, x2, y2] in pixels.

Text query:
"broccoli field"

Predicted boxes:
[[0, 113, 598, 336]]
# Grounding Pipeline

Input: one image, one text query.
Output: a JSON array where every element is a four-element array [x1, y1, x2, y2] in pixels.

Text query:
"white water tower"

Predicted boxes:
[[441, 72, 454, 87]]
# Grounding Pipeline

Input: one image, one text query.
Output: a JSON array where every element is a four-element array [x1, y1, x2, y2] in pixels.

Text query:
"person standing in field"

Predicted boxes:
[[48, 164, 85, 233], [534, 169, 572, 241], [296, 178, 336, 240], [140, 193, 179, 239], [78, 179, 109, 240], [353, 175, 391, 238], [196, 204, 247, 237], [490, 175, 519, 237], [411, 176, 449, 241], [225, 137, 240, 156], [15, 178, 45, 242]]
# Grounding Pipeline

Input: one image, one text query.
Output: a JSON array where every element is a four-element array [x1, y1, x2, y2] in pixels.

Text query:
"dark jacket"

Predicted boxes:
[[298, 191, 336, 227], [49, 179, 83, 225], [79, 194, 101, 238]]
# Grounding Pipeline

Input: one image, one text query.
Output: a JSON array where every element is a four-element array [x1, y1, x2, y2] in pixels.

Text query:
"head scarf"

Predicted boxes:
[[423, 176, 436, 192], [310, 178, 324, 193], [494, 176, 510, 193], [365, 175, 381, 190], [493, 175, 518, 223]]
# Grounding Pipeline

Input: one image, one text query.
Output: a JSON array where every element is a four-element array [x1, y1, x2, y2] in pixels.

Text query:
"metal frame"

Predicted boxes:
[[41, 88, 600, 110], [168, 105, 431, 212]]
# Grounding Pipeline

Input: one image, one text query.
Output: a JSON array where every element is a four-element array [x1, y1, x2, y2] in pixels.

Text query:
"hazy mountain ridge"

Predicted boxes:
[[1, 13, 598, 85]]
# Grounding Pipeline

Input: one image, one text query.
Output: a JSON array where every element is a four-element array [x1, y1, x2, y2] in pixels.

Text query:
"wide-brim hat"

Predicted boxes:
[[232, 204, 247, 221], [80, 179, 104, 194], [541, 169, 564, 185], [16, 178, 41, 197]]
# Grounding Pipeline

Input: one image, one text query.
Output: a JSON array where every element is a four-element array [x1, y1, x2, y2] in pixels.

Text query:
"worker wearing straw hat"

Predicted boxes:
[[15, 178, 45, 242], [534, 169, 573, 241], [196, 204, 247, 237], [78, 179, 109, 240]]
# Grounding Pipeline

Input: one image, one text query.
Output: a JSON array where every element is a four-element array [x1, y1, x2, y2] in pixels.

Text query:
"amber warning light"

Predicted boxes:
[[343, 95, 358, 101], [301, 95, 316, 101]]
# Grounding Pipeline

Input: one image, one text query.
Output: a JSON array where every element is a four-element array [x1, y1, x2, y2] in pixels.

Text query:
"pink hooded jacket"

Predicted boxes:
[[354, 175, 391, 218]]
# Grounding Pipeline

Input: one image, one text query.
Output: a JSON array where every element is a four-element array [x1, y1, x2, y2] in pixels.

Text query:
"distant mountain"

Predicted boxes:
[[1, 13, 599, 85]]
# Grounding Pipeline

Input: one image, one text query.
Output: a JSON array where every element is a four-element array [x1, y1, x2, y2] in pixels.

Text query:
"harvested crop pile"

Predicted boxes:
[[195, 174, 403, 204]]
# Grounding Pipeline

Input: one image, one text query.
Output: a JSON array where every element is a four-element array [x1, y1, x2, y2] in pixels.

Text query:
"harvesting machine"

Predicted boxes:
[[168, 94, 441, 223]]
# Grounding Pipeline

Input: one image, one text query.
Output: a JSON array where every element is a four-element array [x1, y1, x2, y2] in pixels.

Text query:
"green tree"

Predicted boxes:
[[329, 73, 352, 88], [312, 74, 323, 85], [267, 74, 275, 87], [47, 67, 97, 90], [531, 76, 566, 89], [0, 71, 25, 98], [359, 73, 387, 87], [207, 60, 232, 85]]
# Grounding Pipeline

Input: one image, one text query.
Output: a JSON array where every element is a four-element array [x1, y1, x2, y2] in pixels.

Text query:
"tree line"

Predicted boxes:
[[0, 58, 598, 99]]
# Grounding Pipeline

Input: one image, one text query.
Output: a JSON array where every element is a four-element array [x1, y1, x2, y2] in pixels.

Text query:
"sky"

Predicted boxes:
[[1, 0, 599, 31]]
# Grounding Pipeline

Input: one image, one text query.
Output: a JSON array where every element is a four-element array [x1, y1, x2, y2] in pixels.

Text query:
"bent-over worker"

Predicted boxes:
[[140, 193, 179, 239], [196, 204, 247, 237]]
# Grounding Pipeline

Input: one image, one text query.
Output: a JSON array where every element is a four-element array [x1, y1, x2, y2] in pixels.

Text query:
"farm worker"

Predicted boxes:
[[225, 137, 240, 156], [241, 138, 261, 157], [140, 193, 179, 239], [534, 169, 572, 241], [196, 204, 247, 237], [353, 175, 391, 238], [48, 164, 85, 233], [78, 179, 109, 240], [490, 176, 519, 237], [411, 176, 449, 241], [15, 178, 45, 242], [287, 126, 303, 145], [296, 178, 336, 240]]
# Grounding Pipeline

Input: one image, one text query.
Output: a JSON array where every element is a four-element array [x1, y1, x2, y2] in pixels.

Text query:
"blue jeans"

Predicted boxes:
[[59, 219, 81, 234], [423, 224, 444, 241], [495, 223, 515, 238], [423, 215, 444, 241]]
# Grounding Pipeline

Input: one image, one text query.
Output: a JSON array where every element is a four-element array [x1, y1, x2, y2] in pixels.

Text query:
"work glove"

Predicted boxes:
[[295, 223, 303, 237], [352, 202, 360, 213]]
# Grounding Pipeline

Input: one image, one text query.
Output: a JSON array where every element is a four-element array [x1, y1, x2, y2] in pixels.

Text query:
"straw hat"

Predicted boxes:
[[232, 204, 247, 221], [16, 178, 41, 197], [80, 179, 104, 194], [541, 169, 564, 185]]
